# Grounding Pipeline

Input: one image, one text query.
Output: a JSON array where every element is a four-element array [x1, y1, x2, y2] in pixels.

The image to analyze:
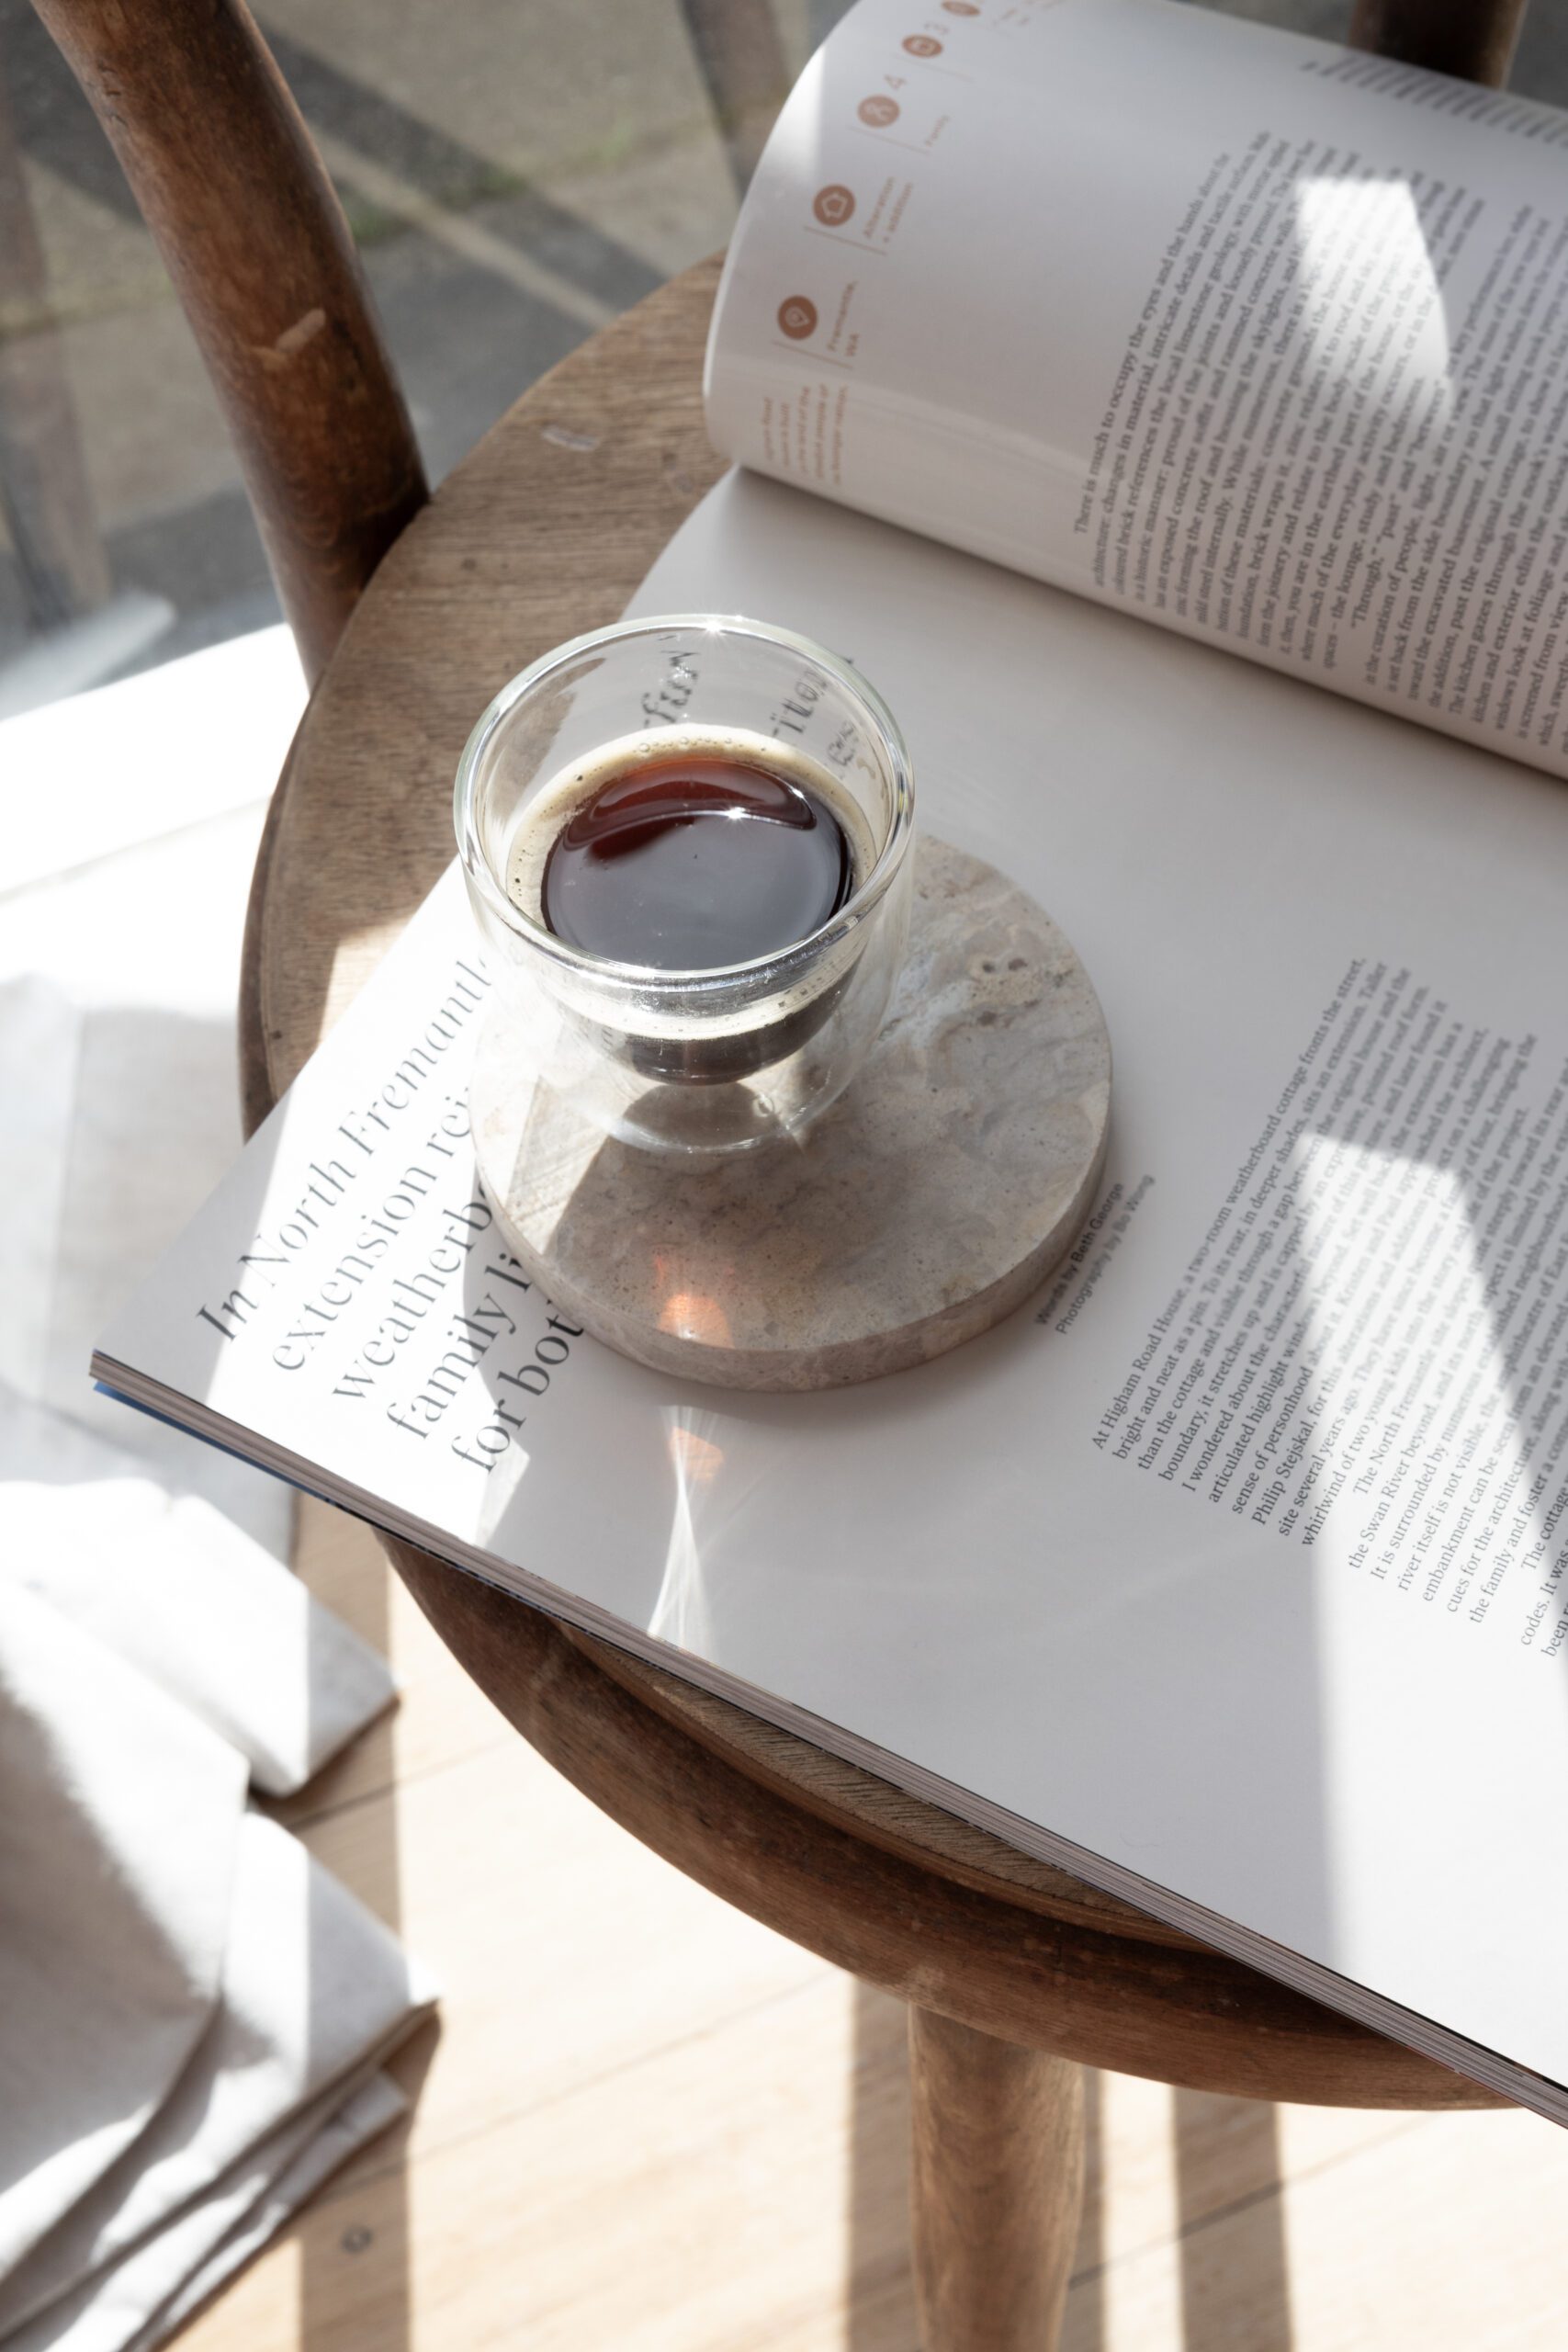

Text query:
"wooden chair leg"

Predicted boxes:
[[908, 2006, 1085, 2352]]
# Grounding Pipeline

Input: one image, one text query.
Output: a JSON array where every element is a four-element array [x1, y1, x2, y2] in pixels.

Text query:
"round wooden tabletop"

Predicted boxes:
[[242, 255, 1501, 2113]]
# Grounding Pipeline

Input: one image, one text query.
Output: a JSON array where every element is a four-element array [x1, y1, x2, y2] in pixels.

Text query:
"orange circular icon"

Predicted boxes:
[[777, 294, 818, 340], [813, 183, 856, 227], [904, 33, 942, 54], [858, 95, 900, 127]]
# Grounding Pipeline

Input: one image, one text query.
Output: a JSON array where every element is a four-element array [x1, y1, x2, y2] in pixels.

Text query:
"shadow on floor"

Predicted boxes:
[[845, 1985, 919, 2348], [1176, 2088, 1295, 2352], [298, 1520, 422, 2352]]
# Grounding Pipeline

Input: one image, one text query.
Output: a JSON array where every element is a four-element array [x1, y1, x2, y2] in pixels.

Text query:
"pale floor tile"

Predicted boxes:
[[0, 978, 81, 1399], [251, 0, 729, 185], [0, 799, 265, 1007], [0, 628, 297, 1542], [0, 625, 302, 890], [0, 799, 288, 1546], [1095, 2075, 1184, 2346], [59, 300, 268, 543], [186, 1506, 1568, 2352], [293, 1713, 827, 2182], [17, 153, 171, 330], [274, 1512, 512, 1826], [0, 593, 176, 721], [546, 132, 739, 281], [47, 994, 250, 1387]]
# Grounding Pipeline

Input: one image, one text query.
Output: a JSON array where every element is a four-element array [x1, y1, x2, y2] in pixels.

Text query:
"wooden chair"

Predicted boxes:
[[34, 1, 1535, 2343]]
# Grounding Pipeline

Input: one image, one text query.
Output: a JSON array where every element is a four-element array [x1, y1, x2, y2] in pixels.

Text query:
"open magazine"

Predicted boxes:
[[97, 0, 1568, 2120], [708, 0, 1568, 779]]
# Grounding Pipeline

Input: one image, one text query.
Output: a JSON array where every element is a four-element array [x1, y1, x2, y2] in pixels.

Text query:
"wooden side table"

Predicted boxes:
[[241, 257, 1506, 2352]]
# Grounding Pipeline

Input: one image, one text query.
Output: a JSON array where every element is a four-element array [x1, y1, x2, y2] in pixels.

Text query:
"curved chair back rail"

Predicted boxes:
[[32, 0, 427, 683]]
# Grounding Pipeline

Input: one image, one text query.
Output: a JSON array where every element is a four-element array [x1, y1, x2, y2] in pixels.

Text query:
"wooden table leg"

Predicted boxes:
[[909, 2006, 1085, 2351]]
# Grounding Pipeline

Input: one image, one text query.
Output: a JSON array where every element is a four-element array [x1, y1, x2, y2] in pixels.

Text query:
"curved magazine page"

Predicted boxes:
[[707, 0, 1568, 781], [96, 472, 1568, 2120]]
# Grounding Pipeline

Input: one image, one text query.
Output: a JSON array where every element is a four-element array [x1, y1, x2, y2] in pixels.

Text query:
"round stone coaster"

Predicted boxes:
[[472, 838, 1111, 1390]]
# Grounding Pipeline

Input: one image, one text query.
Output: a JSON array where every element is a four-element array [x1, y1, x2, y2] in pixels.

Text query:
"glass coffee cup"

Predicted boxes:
[[455, 615, 916, 1157]]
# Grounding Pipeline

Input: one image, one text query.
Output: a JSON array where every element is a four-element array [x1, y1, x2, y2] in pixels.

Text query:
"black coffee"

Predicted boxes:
[[538, 751, 855, 970]]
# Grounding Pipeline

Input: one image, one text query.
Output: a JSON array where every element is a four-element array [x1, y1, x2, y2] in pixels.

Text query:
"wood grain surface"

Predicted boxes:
[[909, 2012, 1085, 2351], [240, 257, 1506, 2115]]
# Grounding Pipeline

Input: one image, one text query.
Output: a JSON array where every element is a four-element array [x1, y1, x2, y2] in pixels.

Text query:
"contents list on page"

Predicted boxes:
[[716, 0, 1066, 494]]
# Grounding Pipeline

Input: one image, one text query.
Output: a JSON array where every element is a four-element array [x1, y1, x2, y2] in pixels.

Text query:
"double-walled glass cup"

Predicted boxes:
[[455, 615, 916, 1157]]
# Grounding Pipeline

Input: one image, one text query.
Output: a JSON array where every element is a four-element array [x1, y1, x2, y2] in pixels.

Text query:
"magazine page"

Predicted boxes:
[[96, 474, 1568, 2118], [707, 0, 1568, 781]]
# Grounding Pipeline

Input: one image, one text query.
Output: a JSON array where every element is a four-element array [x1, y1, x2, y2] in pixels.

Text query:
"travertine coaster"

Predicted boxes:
[[473, 839, 1111, 1390]]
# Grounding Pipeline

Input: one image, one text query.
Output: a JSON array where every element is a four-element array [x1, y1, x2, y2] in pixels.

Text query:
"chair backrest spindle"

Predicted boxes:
[[31, 0, 427, 684]]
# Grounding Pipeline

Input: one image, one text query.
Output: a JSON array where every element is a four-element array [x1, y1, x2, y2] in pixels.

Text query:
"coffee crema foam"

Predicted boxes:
[[502, 725, 878, 966]]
